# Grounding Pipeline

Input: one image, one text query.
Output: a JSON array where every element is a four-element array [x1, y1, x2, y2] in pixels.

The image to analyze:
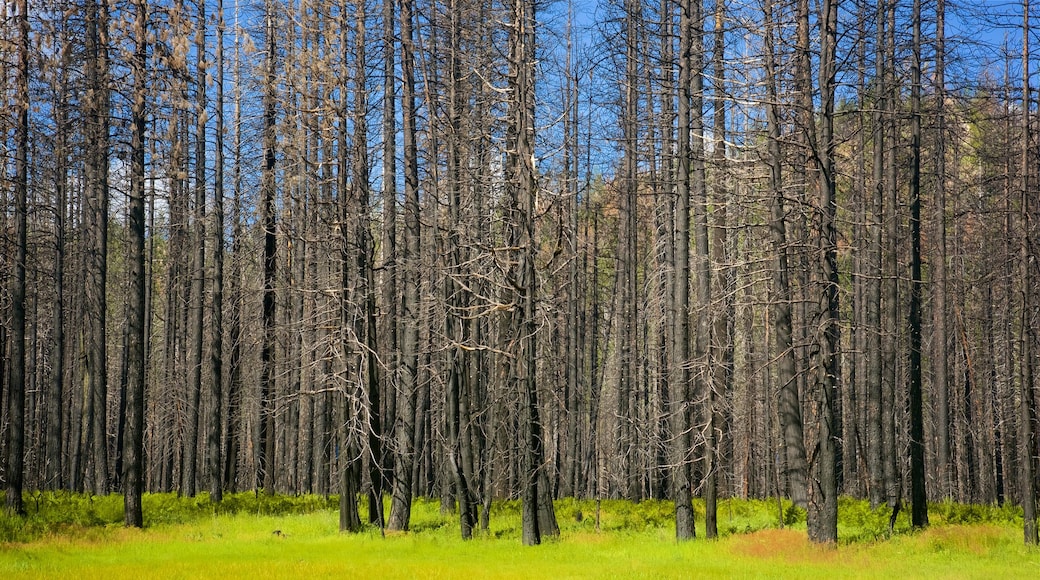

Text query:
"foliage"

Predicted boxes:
[[4, 492, 1029, 546], [0, 492, 337, 543], [1, 495, 1037, 579]]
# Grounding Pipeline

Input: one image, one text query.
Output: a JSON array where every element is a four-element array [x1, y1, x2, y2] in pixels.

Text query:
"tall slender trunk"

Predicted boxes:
[[671, 0, 695, 541], [510, 0, 558, 545], [379, 0, 398, 512], [46, 35, 71, 492], [83, 0, 111, 495], [690, 0, 710, 525], [208, 0, 227, 503], [258, 1, 278, 494], [123, 0, 149, 526], [616, 0, 641, 500], [336, 1, 364, 531], [806, 0, 840, 544], [183, 0, 208, 498], [882, 0, 902, 524], [560, 2, 581, 500], [932, 0, 952, 501], [763, 0, 806, 509], [1019, 0, 1038, 545], [225, 2, 244, 491], [348, 0, 383, 529], [5, 0, 30, 516], [445, 0, 478, 539], [908, 0, 928, 528], [653, 0, 675, 506], [388, 0, 419, 531], [705, 0, 732, 538], [865, 0, 886, 510]]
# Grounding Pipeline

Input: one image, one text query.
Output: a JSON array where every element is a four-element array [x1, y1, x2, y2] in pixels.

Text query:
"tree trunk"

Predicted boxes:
[[671, 0, 696, 541], [183, 0, 208, 498], [379, 0, 399, 515], [690, 0, 710, 528], [388, 0, 420, 531], [45, 33, 71, 493], [865, 0, 886, 511], [208, 0, 226, 503], [763, 0, 807, 510], [83, 0, 111, 496], [806, 0, 840, 544], [258, 1, 278, 494], [1019, 0, 1038, 545], [932, 0, 952, 502], [225, 17, 245, 492], [445, 0, 478, 539], [121, 0, 148, 527], [882, 0, 902, 526], [705, 0, 732, 538], [5, 0, 30, 516], [908, 0, 928, 528]]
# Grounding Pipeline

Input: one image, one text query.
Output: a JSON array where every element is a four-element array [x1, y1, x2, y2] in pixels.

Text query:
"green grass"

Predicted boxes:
[[1, 494, 1037, 578]]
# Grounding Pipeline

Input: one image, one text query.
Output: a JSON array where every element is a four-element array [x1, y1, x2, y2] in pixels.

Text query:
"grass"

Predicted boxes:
[[1, 494, 1037, 578]]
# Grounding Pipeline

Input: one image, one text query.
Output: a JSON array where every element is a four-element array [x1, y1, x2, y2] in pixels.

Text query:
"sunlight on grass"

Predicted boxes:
[[1, 494, 1037, 579]]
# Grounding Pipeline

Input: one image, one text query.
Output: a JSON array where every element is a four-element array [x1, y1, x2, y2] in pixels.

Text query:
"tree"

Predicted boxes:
[[1018, 0, 1038, 546], [805, 0, 840, 544], [379, 0, 399, 521], [671, 0, 696, 541], [44, 6, 73, 493], [258, 0, 279, 494], [882, 0, 902, 529], [5, 0, 30, 517], [762, 0, 807, 510], [224, 0, 246, 492], [865, 0, 887, 511], [508, 0, 559, 545], [121, 0, 149, 528], [208, 0, 227, 504], [388, 0, 420, 532], [705, 0, 733, 538], [183, 0, 209, 498], [932, 0, 952, 502], [907, 0, 928, 529], [444, 0, 479, 539], [616, 0, 641, 502], [81, 0, 112, 495]]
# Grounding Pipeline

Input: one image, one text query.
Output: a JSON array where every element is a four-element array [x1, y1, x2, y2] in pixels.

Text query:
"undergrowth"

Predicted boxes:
[[0, 491, 337, 543], [0, 490, 1027, 546]]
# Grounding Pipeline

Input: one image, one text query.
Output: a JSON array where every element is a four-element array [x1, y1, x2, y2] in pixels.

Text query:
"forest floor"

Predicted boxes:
[[1, 494, 1037, 578]]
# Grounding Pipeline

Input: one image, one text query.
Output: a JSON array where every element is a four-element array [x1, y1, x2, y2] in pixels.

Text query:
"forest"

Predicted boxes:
[[0, 0, 1038, 548]]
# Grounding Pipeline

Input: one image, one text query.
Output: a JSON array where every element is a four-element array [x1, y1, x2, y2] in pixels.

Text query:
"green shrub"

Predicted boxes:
[[1, 491, 1032, 547]]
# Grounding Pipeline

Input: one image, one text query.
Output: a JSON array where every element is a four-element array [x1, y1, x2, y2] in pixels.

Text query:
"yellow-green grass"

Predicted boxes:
[[2, 495, 1037, 579]]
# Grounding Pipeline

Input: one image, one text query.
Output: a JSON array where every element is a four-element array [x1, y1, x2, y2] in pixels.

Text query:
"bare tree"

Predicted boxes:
[[388, 0, 421, 531], [183, 0, 209, 498], [258, 0, 279, 494], [907, 0, 928, 529], [1018, 0, 1038, 546], [883, 0, 902, 528], [671, 0, 696, 541], [81, 0, 112, 495], [865, 0, 886, 511], [762, 0, 807, 510], [805, 0, 839, 544], [208, 0, 227, 503], [932, 0, 952, 502], [5, 0, 30, 517], [121, 0, 149, 527]]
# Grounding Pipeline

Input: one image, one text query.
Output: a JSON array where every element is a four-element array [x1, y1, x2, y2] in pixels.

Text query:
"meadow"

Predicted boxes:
[[1, 493, 1037, 578]]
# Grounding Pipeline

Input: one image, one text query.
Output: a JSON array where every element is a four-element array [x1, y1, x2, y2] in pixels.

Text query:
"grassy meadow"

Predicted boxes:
[[1, 493, 1037, 578]]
